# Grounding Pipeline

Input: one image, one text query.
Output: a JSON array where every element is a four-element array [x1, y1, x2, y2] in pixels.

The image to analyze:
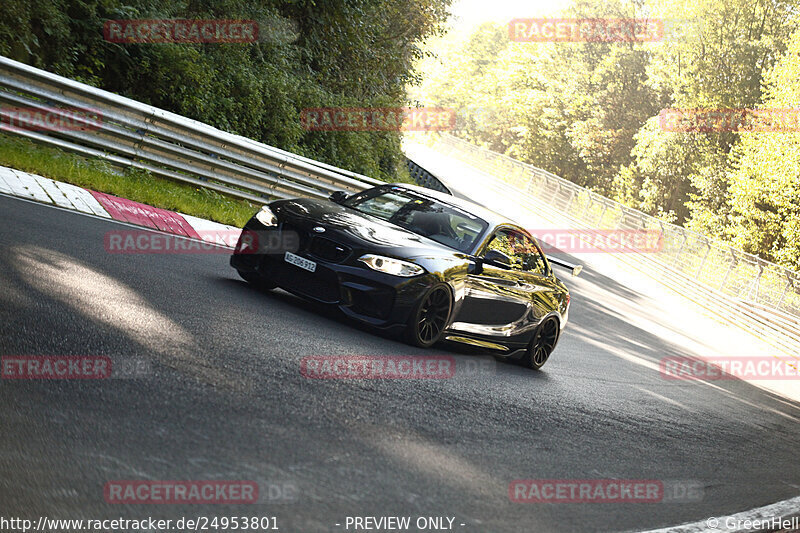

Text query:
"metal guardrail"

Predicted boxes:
[[429, 134, 800, 356], [0, 56, 383, 204]]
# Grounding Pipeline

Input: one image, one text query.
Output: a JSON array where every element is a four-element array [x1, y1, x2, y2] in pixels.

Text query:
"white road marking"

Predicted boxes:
[[634, 386, 692, 411], [53, 181, 96, 214], [0, 168, 14, 194], [0, 166, 36, 199], [181, 213, 240, 246], [60, 182, 111, 218], [11, 170, 52, 203], [32, 174, 74, 209]]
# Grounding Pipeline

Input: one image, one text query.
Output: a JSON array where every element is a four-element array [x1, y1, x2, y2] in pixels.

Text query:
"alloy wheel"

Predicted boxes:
[[525, 317, 559, 369], [410, 285, 452, 347]]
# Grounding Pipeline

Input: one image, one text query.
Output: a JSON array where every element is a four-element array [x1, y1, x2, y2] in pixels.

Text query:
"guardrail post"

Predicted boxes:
[[564, 188, 575, 213], [550, 182, 561, 204], [527, 174, 536, 195], [673, 234, 687, 261], [656, 221, 666, 256], [616, 207, 631, 229], [777, 275, 793, 308], [598, 200, 608, 226], [749, 262, 765, 300], [695, 242, 712, 279], [132, 110, 154, 163], [580, 192, 592, 221], [719, 249, 737, 292]]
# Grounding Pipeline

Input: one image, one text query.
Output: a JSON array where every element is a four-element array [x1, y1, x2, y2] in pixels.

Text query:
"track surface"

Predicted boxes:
[[1, 194, 800, 532]]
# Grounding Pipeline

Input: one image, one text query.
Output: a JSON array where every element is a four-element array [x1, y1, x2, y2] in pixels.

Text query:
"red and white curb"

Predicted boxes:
[[0, 165, 244, 247]]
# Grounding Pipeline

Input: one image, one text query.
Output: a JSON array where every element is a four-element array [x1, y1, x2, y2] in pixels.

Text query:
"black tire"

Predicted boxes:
[[521, 317, 559, 370], [237, 270, 277, 291], [404, 284, 452, 348]]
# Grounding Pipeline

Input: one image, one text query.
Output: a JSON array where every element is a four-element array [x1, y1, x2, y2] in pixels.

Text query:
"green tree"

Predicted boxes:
[[0, 0, 453, 181], [639, 0, 798, 225], [724, 25, 800, 269]]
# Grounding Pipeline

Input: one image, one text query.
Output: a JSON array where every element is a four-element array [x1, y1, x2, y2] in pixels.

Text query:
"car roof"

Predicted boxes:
[[382, 182, 516, 229]]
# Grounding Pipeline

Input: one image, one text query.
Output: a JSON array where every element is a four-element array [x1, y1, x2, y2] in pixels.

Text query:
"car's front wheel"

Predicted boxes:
[[237, 270, 277, 291], [521, 317, 559, 370], [405, 284, 452, 348]]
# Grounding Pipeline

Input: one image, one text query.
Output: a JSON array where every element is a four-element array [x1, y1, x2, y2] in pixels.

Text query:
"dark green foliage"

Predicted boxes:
[[0, 0, 452, 181]]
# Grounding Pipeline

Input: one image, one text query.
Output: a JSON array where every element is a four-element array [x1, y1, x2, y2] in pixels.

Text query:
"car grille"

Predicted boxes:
[[280, 222, 309, 250], [260, 257, 341, 303], [308, 236, 351, 263]]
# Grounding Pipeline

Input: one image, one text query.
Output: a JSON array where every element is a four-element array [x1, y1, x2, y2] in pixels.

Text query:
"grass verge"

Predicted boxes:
[[0, 132, 259, 227]]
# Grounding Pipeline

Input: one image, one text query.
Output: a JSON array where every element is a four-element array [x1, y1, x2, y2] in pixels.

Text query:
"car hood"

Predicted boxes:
[[272, 198, 467, 259]]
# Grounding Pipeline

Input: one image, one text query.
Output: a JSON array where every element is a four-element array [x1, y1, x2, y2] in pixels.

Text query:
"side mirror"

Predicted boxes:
[[467, 257, 482, 275], [329, 191, 349, 204], [484, 249, 512, 269]]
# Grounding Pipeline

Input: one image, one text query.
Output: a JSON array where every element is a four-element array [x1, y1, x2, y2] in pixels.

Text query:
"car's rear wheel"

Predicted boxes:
[[405, 284, 452, 348], [237, 270, 277, 291], [521, 317, 559, 370]]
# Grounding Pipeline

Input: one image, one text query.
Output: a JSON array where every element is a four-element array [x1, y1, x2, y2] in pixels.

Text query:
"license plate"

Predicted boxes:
[[285, 251, 316, 272]]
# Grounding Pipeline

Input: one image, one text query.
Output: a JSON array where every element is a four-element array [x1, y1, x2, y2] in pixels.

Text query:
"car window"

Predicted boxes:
[[353, 192, 408, 219], [485, 229, 548, 274], [345, 186, 489, 253], [516, 234, 548, 275], [449, 216, 484, 245], [485, 229, 520, 268]]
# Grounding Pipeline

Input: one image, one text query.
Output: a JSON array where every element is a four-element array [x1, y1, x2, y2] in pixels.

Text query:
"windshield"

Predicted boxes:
[[345, 186, 488, 253]]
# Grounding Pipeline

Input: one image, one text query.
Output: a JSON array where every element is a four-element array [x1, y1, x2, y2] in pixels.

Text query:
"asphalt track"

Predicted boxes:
[[2, 193, 800, 532]]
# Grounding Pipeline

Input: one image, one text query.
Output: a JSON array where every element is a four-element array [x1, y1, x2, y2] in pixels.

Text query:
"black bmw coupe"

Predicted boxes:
[[231, 184, 581, 369]]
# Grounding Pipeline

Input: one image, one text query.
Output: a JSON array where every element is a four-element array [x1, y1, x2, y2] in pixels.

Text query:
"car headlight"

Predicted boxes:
[[255, 205, 278, 227], [358, 254, 425, 277]]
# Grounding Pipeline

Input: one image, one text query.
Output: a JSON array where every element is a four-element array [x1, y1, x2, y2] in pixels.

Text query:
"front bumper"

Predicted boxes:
[[230, 219, 434, 329]]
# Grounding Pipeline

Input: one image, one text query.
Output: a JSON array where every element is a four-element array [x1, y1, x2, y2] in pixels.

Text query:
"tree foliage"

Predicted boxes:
[[414, 0, 800, 270], [726, 26, 800, 267], [0, 0, 452, 181]]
